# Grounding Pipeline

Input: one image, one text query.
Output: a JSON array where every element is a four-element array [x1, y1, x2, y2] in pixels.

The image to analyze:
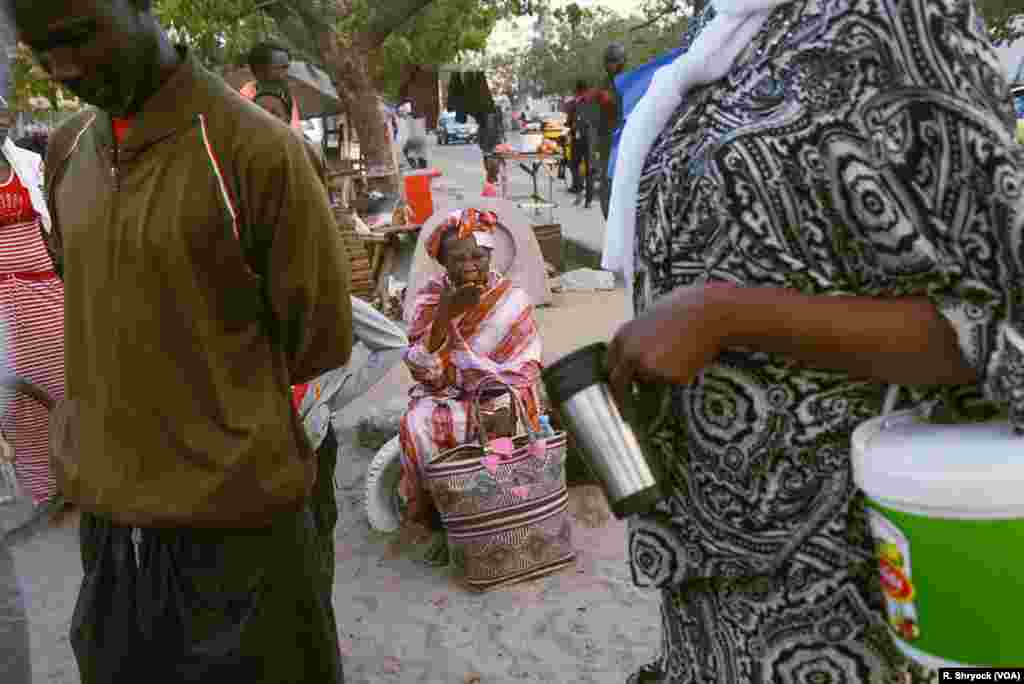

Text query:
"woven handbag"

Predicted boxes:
[[423, 381, 576, 592]]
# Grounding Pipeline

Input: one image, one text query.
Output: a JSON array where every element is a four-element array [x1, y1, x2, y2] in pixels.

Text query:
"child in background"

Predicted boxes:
[[482, 155, 502, 198]]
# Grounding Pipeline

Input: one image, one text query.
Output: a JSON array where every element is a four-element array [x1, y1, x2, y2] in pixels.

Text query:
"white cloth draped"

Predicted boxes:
[[601, 0, 793, 309]]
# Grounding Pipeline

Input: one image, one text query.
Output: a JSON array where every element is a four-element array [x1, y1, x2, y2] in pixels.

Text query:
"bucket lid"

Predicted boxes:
[[852, 410, 1024, 512]]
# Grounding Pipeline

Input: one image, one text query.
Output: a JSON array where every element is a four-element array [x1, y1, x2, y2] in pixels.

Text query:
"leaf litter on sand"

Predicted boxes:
[[568, 485, 612, 529], [382, 520, 431, 559], [509, 578, 547, 607]]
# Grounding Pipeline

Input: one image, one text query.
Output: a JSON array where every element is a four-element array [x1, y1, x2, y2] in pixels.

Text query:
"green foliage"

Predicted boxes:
[[509, 0, 1020, 99], [516, 3, 686, 97], [377, 0, 501, 96], [977, 1, 1023, 45], [154, 0, 272, 67], [153, 0, 511, 89], [635, 0, 1020, 45], [9, 45, 67, 111]]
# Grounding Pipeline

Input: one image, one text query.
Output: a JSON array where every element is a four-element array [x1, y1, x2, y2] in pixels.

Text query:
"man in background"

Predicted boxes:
[[568, 80, 609, 210], [600, 42, 627, 218], [564, 81, 588, 200], [241, 41, 302, 131]]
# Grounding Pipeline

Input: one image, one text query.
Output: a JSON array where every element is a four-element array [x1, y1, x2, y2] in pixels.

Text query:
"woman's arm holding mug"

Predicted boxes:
[[606, 284, 977, 406]]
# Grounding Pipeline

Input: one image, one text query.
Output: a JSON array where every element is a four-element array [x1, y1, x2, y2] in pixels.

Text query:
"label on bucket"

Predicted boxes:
[[868, 509, 921, 643]]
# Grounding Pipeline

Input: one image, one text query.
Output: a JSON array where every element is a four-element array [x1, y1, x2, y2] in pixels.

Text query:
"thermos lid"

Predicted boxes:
[[542, 342, 608, 407]]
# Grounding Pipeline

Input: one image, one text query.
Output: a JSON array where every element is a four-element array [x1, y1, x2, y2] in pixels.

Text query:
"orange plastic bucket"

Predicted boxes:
[[404, 169, 442, 225]]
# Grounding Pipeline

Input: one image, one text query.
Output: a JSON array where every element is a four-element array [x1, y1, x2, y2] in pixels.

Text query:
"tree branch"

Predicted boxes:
[[629, 4, 678, 33], [235, 0, 283, 21], [365, 0, 436, 47]]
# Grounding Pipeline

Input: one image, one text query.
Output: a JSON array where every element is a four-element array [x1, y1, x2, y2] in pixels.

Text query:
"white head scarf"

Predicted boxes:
[[602, 0, 793, 310]]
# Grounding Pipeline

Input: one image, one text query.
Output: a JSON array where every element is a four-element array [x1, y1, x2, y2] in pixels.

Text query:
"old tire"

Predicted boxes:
[[365, 435, 403, 533]]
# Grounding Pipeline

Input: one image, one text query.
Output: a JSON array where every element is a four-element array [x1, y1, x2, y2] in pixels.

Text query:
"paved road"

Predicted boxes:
[[426, 134, 609, 257]]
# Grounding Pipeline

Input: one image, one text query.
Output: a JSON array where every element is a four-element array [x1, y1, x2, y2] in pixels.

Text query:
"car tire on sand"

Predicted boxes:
[[365, 435, 403, 533]]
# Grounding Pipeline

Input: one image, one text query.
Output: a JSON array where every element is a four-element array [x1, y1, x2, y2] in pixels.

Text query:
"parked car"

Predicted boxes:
[[437, 112, 479, 145]]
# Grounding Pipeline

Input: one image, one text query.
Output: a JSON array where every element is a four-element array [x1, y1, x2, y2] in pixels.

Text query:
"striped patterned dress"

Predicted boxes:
[[399, 271, 543, 525], [0, 167, 64, 504]]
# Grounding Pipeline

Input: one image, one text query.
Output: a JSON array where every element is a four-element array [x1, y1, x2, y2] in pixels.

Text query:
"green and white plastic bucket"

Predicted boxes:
[[852, 409, 1024, 668]]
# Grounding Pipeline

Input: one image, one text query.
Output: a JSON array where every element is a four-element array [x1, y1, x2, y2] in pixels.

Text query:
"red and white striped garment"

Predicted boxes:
[[0, 169, 65, 504], [398, 271, 543, 524]]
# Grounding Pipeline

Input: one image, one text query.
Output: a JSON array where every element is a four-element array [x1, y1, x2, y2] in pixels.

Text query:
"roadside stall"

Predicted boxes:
[[491, 134, 564, 273], [223, 62, 434, 307]]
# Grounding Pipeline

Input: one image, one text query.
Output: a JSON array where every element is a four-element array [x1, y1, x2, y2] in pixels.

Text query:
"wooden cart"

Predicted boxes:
[[333, 207, 376, 301], [333, 206, 421, 303]]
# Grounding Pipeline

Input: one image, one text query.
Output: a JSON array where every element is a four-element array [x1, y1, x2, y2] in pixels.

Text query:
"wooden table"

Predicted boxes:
[[357, 223, 422, 301], [493, 151, 562, 202], [327, 168, 365, 208]]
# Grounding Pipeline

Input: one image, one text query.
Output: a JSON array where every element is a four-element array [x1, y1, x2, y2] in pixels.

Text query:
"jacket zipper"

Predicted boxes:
[[111, 123, 120, 192], [131, 527, 143, 569], [43, 114, 98, 279]]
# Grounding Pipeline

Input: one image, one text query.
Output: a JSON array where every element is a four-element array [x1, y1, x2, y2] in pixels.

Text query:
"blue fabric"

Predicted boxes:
[[608, 48, 686, 176]]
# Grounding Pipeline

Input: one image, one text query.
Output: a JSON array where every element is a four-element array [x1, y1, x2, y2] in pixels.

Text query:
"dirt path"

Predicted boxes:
[[5, 289, 659, 683]]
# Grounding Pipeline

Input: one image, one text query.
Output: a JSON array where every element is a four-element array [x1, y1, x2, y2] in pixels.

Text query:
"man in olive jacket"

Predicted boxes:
[[12, 1, 352, 682]]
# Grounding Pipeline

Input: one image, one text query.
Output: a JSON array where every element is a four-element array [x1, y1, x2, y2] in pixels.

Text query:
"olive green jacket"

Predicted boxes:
[[43, 52, 353, 528]]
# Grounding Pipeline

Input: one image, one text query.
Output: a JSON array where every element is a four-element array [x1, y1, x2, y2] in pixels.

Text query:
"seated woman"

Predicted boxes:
[[399, 208, 543, 526]]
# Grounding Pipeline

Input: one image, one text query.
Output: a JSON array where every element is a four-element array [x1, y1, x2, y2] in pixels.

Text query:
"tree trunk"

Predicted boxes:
[[316, 31, 401, 195], [263, 0, 476, 198], [271, 0, 455, 198]]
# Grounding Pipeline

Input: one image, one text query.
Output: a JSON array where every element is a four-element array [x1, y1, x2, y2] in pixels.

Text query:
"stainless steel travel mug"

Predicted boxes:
[[543, 342, 661, 518]]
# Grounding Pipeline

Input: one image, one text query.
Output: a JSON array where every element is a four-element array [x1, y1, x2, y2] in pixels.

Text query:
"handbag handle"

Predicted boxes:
[[470, 378, 539, 451]]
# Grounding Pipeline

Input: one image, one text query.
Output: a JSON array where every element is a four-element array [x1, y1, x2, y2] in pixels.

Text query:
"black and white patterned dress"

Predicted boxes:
[[626, 0, 1024, 681]]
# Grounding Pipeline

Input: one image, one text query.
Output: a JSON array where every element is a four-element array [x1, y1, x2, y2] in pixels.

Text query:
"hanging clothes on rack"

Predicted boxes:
[[448, 72, 467, 123]]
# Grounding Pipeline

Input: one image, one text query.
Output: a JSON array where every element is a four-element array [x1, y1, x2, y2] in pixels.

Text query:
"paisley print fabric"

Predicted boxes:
[[679, 4, 717, 51], [628, 0, 1024, 680]]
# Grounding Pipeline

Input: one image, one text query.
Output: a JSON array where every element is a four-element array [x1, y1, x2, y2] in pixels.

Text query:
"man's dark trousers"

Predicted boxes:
[[71, 505, 344, 682]]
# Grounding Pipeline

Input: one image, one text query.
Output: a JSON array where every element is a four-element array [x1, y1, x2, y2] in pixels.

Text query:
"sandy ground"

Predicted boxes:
[[3, 287, 662, 684]]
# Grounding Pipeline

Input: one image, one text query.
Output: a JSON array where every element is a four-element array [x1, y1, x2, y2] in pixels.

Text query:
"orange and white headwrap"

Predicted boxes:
[[425, 208, 498, 261]]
